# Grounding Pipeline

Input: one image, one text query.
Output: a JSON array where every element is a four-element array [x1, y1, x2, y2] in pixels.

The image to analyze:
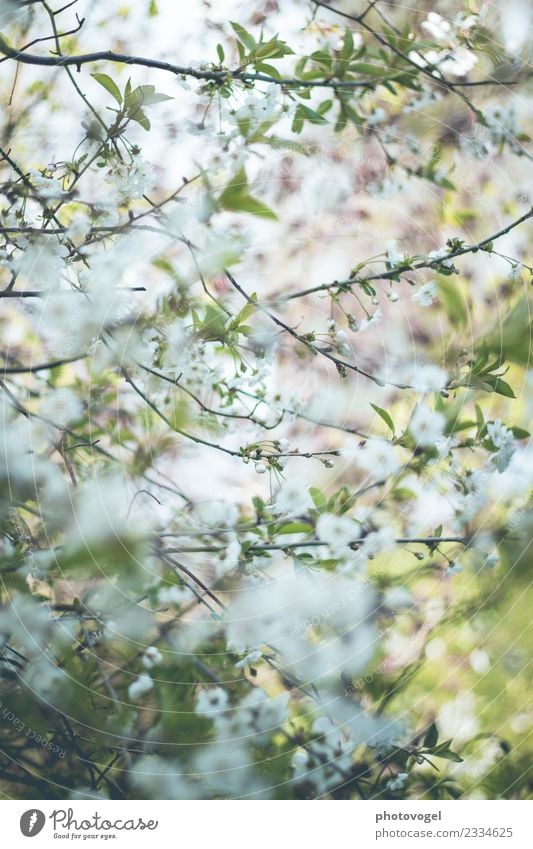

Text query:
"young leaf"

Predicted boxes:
[[125, 84, 172, 107], [309, 487, 327, 510], [484, 376, 516, 398], [370, 403, 395, 434], [297, 104, 328, 125], [219, 167, 277, 220], [230, 21, 256, 50], [424, 722, 439, 749], [91, 73, 122, 106]]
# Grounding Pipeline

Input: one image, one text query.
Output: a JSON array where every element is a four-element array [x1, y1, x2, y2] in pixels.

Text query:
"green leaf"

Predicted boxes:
[[220, 167, 277, 220], [438, 277, 467, 327], [221, 193, 277, 219], [317, 99, 333, 115], [431, 740, 464, 762], [130, 108, 150, 131], [370, 403, 395, 434], [216, 43, 225, 63], [344, 103, 364, 128], [254, 39, 293, 60], [393, 488, 416, 501], [348, 61, 386, 76], [298, 104, 328, 125], [487, 298, 532, 366], [91, 73, 122, 106], [433, 749, 464, 763], [198, 304, 227, 341], [254, 62, 281, 79], [126, 84, 173, 107], [340, 29, 354, 62], [277, 522, 313, 535], [309, 487, 327, 510], [485, 377, 516, 398], [230, 21, 256, 50], [292, 109, 304, 134], [424, 722, 439, 749], [219, 166, 248, 199], [229, 301, 256, 329], [511, 426, 530, 439]]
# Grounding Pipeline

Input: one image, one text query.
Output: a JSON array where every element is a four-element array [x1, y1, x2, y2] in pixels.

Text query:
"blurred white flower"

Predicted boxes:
[[41, 388, 83, 427], [438, 693, 479, 745], [410, 487, 456, 532], [410, 363, 448, 393], [214, 536, 241, 578], [487, 445, 533, 501], [195, 500, 238, 529], [412, 280, 438, 307], [131, 756, 198, 799], [316, 512, 357, 554], [386, 240, 405, 265], [409, 404, 446, 447], [354, 439, 400, 477], [440, 46, 478, 77], [142, 646, 163, 669], [196, 686, 229, 717], [273, 481, 313, 516], [107, 157, 156, 201], [358, 308, 382, 332], [128, 673, 154, 701], [67, 212, 92, 242], [360, 526, 396, 558], [421, 12, 451, 43], [470, 649, 490, 674]]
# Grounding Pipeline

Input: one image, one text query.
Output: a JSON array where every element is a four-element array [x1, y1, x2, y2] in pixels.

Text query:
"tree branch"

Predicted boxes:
[[0, 42, 373, 90], [278, 206, 533, 301]]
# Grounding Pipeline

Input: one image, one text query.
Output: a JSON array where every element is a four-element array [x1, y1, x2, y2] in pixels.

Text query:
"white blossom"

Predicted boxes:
[[409, 487, 456, 533], [196, 687, 229, 717], [438, 693, 479, 745], [354, 439, 400, 477], [128, 673, 154, 701], [359, 526, 396, 558], [409, 404, 446, 447], [142, 647, 163, 669], [131, 757, 198, 799], [41, 388, 83, 427], [386, 240, 405, 265], [421, 12, 452, 43], [316, 512, 357, 554], [107, 157, 156, 201], [412, 280, 438, 307], [273, 480, 313, 516], [214, 536, 241, 578], [410, 363, 448, 393]]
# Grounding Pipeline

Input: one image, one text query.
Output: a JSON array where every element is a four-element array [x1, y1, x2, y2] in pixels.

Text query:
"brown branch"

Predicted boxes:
[[278, 206, 533, 301], [0, 42, 372, 90], [225, 270, 406, 389]]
